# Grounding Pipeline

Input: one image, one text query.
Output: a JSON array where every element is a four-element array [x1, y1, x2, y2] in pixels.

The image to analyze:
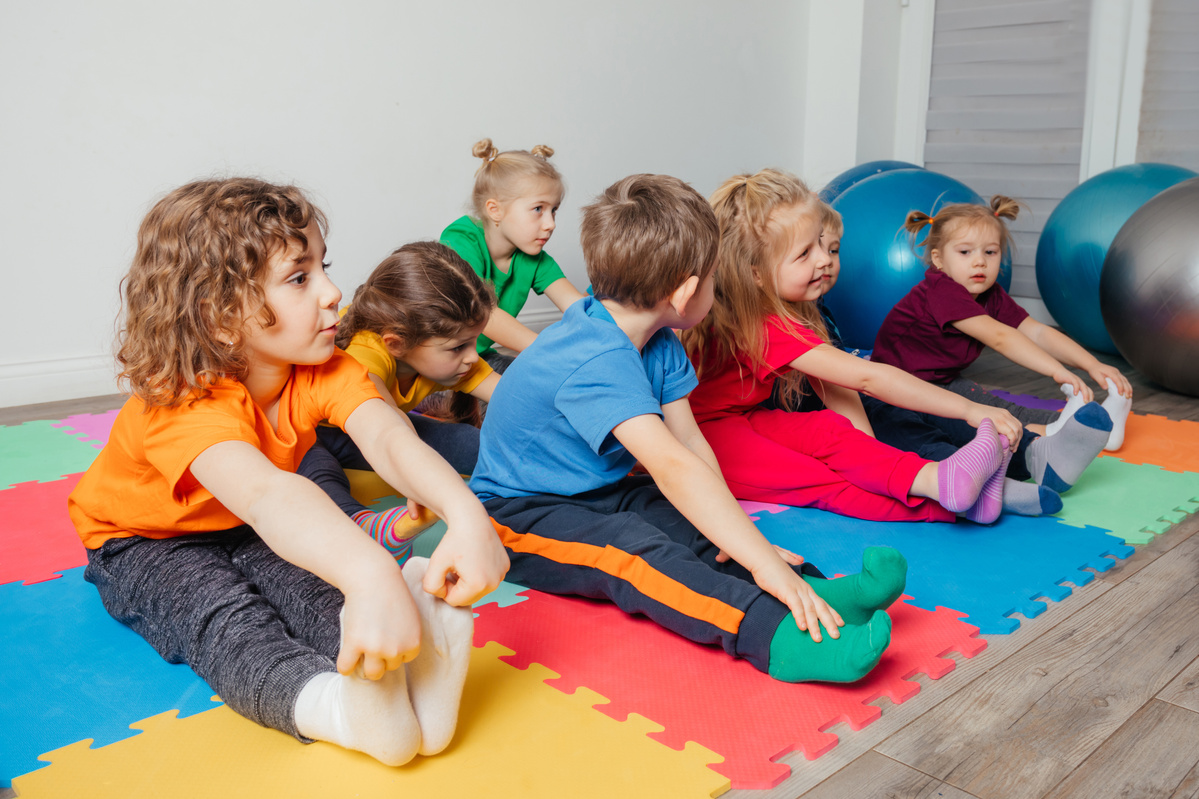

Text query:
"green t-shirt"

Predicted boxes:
[[440, 216, 566, 355]]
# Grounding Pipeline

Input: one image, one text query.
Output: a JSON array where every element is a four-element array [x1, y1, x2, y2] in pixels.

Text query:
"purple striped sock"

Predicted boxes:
[[965, 436, 1012, 524], [937, 418, 1003, 513]]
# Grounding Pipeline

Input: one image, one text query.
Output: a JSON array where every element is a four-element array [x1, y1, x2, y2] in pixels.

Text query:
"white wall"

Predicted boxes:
[[1, 0, 811, 407]]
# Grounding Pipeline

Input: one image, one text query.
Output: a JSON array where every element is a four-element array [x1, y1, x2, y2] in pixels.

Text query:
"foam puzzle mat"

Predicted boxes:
[[2, 403, 1197, 795]]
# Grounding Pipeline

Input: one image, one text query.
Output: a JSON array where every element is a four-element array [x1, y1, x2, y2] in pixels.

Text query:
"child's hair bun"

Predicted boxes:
[[530, 144, 555, 159], [472, 138, 499, 162], [903, 209, 934, 235], [989, 195, 1021, 221]]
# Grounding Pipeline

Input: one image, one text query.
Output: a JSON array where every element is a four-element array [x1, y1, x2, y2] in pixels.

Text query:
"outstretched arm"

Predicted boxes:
[[791, 344, 1023, 446], [481, 307, 539, 354], [613, 411, 844, 640], [190, 440, 419, 680], [543, 278, 588, 312], [952, 315, 1090, 401], [345, 398, 509, 607], [1017, 318, 1132, 397]]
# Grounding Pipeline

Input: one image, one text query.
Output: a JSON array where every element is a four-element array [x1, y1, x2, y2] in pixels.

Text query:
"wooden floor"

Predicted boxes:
[[726, 349, 1199, 799], [3, 349, 1198, 799]]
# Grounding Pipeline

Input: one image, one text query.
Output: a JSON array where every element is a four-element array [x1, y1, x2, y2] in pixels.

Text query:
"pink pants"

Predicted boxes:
[[701, 408, 954, 523]]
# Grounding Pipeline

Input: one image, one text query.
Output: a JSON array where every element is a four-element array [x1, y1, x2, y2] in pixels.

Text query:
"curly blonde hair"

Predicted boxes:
[[117, 178, 326, 407], [681, 168, 827, 407], [469, 138, 562, 218]]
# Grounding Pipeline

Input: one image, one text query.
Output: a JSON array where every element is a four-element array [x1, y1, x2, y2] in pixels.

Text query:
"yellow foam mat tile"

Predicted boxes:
[[13, 642, 729, 799]]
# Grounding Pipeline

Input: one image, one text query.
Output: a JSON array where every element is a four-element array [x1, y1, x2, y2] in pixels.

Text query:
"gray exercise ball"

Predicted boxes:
[[1100, 176, 1199, 397]]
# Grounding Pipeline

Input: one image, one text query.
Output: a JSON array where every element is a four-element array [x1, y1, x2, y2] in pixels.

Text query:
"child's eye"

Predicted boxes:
[[533, 205, 543, 212], [322, 260, 333, 271], [287, 271, 307, 286]]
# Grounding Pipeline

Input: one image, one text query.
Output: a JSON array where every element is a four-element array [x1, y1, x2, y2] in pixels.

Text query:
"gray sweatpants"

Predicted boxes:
[[84, 527, 342, 740]]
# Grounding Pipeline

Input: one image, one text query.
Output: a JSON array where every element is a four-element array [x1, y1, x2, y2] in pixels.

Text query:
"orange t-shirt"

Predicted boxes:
[[69, 350, 382, 549]]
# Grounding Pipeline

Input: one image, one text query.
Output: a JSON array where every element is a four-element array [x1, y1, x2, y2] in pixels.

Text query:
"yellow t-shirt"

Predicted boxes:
[[343, 330, 494, 412]]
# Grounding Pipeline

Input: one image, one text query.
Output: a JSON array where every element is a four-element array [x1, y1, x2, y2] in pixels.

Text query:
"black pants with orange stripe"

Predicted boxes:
[[483, 475, 824, 674]]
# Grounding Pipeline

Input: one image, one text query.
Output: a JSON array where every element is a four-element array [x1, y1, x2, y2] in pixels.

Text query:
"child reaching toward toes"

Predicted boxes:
[[472, 173, 905, 685], [298, 242, 498, 561], [871, 197, 1132, 491], [68, 179, 508, 765], [804, 203, 1058, 516], [440, 138, 588, 372], [684, 168, 1014, 524]]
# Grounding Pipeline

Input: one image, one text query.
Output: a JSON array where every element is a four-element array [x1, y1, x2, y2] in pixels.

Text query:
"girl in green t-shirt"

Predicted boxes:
[[440, 138, 587, 371]]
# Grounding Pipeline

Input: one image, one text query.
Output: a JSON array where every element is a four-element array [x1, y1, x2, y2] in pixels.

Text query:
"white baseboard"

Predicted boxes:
[[1011, 296, 1057, 327], [517, 307, 563, 333], [0, 309, 570, 410], [0, 355, 120, 409]]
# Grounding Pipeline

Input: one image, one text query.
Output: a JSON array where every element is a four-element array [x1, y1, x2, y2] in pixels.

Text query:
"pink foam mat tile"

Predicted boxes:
[[51, 408, 120, 450], [0, 475, 88, 586], [473, 588, 985, 790]]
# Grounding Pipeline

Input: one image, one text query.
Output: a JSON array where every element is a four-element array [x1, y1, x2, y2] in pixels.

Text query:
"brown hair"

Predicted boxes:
[[470, 138, 562, 218], [117, 178, 326, 407], [681, 168, 827, 407], [580, 174, 719, 309], [903, 194, 1021, 265], [337, 241, 495, 425]]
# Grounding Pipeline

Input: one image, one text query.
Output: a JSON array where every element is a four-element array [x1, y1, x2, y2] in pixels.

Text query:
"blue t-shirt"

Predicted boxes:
[[471, 296, 699, 500]]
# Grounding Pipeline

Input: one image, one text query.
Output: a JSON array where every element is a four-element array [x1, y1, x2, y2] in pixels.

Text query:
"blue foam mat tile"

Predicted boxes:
[[0, 567, 216, 786], [748, 507, 1133, 635]]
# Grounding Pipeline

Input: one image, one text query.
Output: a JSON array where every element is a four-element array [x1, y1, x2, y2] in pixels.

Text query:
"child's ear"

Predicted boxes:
[[381, 332, 407, 357], [484, 198, 503, 225], [930, 249, 944, 270], [669, 275, 701, 317]]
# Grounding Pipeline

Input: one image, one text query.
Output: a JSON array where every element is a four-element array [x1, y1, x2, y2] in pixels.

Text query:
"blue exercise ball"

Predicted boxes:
[[1036, 162, 1197, 354], [819, 160, 923, 204], [825, 168, 1006, 351], [1100, 177, 1199, 397]]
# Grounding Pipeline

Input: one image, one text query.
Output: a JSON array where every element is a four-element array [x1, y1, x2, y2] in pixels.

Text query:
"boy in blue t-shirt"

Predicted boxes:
[[471, 174, 904, 683]]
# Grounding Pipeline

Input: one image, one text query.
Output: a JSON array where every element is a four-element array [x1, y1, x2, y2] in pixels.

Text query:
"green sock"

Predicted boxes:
[[802, 546, 907, 625], [767, 610, 891, 683]]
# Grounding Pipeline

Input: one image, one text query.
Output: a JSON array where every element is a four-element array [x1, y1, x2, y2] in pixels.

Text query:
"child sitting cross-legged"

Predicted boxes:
[[472, 173, 905, 684]]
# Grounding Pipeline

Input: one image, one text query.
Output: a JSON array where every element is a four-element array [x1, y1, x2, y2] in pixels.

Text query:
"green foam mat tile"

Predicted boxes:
[[0, 421, 104, 490], [1054, 457, 1199, 545]]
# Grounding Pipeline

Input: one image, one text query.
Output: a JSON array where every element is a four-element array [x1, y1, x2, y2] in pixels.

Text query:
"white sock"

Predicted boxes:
[[1045, 383, 1087, 437], [402, 557, 475, 756], [293, 666, 421, 766], [1102, 378, 1132, 451]]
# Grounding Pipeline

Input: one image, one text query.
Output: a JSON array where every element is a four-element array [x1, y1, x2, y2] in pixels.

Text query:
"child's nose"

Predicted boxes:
[[321, 273, 342, 308]]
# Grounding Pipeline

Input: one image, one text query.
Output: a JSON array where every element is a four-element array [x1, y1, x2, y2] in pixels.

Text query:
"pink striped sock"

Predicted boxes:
[[965, 436, 1012, 524], [937, 418, 1003, 513], [352, 507, 416, 564]]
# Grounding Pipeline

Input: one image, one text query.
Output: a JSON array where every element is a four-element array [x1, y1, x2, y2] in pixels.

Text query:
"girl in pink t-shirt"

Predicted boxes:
[[684, 169, 1022, 524]]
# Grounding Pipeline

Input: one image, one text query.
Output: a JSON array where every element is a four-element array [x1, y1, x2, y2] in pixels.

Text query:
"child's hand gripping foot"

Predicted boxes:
[[353, 502, 440, 565], [800, 546, 907, 625], [1102, 377, 1132, 451], [1045, 383, 1088, 437], [768, 610, 891, 683], [293, 608, 422, 766], [402, 556, 475, 756], [1026, 402, 1112, 493], [936, 418, 1005, 513]]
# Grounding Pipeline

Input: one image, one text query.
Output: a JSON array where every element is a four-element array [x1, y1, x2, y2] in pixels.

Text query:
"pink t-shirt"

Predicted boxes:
[[689, 315, 824, 424], [871, 268, 1029, 383]]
